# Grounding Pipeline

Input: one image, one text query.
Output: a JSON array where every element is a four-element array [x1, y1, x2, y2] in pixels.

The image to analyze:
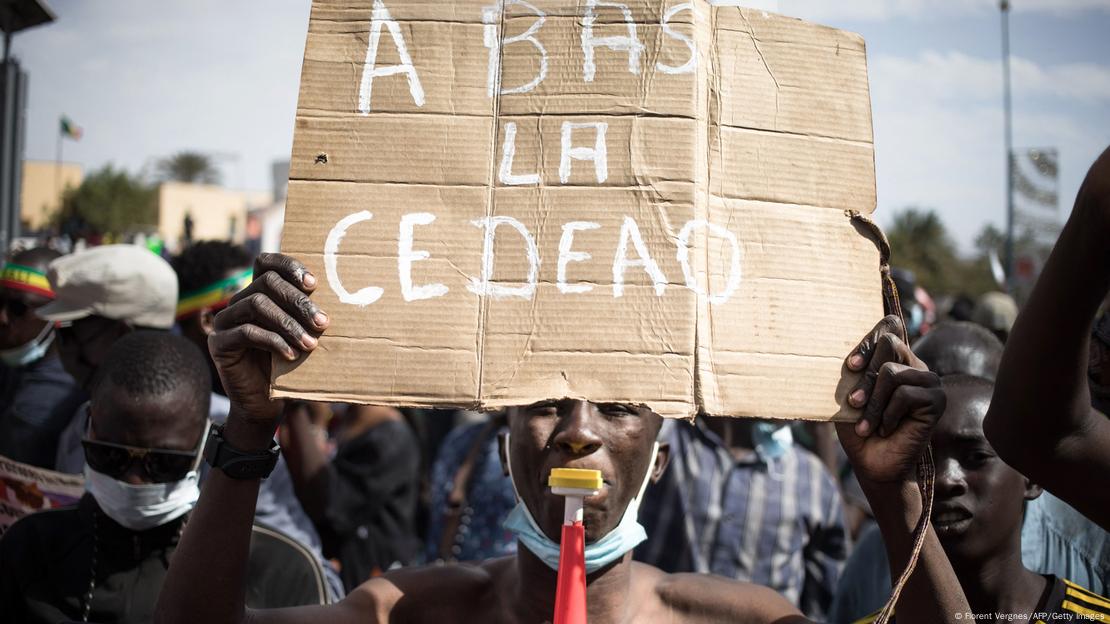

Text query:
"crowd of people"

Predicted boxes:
[[0, 148, 1107, 623]]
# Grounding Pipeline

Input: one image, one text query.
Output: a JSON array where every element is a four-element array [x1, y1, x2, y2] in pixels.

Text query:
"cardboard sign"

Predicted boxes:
[[0, 455, 85, 537], [274, 0, 883, 420]]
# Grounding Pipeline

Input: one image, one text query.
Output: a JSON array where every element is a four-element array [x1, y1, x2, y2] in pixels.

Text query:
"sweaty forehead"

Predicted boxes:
[[507, 401, 661, 422], [937, 385, 991, 439]]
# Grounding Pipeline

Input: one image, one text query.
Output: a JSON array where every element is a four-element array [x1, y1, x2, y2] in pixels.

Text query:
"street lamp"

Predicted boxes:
[[0, 0, 55, 253], [1001, 0, 1015, 293]]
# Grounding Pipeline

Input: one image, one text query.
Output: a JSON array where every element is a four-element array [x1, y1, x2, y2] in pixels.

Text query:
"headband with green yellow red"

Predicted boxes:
[[0, 263, 54, 299], [176, 268, 253, 320]]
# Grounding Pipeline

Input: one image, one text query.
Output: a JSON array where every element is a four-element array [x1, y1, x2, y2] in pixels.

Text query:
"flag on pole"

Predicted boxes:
[[60, 116, 82, 140]]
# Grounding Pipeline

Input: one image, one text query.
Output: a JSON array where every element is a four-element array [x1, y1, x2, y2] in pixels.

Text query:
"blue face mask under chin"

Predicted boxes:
[[501, 434, 659, 574], [752, 421, 793, 463]]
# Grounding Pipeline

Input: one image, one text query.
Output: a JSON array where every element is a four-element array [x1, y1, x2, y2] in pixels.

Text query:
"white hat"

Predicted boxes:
[[971, 291, 1019, 334], [36, 245, 178, 329]]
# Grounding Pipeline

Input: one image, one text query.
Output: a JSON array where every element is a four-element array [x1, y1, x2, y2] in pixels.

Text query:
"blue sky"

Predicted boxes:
[[11, 0, 1110, 251]]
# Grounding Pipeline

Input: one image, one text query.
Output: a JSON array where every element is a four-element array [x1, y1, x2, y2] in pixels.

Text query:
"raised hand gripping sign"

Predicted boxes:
[[275, 0, 882, 421]]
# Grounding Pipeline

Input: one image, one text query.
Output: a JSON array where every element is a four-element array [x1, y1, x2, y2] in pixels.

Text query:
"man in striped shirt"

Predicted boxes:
[[636, 417, 847, 620]]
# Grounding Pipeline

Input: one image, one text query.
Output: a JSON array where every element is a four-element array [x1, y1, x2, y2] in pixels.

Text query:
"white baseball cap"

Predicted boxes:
[[36, 245, 179, 329]]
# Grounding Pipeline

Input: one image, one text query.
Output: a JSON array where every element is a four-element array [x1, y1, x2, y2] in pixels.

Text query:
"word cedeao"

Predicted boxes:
[[325, 0, 742, 307]]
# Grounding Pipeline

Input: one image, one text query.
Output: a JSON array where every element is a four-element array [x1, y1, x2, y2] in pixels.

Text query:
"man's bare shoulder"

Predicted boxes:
[[634, 563, 805, 624], [344, 557, 513, 624]]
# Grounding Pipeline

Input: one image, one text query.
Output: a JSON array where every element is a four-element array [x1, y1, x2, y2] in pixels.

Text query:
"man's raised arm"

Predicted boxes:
[[155, 253, 379, 624], [839, 316, 971, 624], [983, 147, 1110, 530]]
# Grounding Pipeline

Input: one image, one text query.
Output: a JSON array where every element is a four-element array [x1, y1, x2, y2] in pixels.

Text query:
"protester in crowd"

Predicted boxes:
[[984, 146, 1110, 531], [636, 416, 847, 620], [0, 332, 330, 623], [423, 412, 517, 563], [970, 291, 1018, 344], [833, 311, 1110, 620], [0, 247, 85, 467], [282, 401, 422, 589], [171, 240, 343, 599], [890, 268, 926, 341], [171, 240, 255, 399], [847, 375, 1109, 624], [155, 253, 970, 624], [35, 244, 178, 473], [831, 322, 1005, 621], [945, 294, 975, 323], [911, 321, 1003, 380]]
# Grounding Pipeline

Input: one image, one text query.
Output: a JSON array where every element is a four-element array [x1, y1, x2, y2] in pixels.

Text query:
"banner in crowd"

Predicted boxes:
[[1011, 147, 1062, 294], [275, 0, 883, 420], [0, 455, 85, 537]]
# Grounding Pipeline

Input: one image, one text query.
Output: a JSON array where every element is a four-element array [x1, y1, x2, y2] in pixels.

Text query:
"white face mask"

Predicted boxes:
[[0, 323, 54, 367], [84, 464, 200, 531]]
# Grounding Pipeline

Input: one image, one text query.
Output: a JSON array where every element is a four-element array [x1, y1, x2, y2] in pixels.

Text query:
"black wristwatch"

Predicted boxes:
[[204, 424, 280, 480]]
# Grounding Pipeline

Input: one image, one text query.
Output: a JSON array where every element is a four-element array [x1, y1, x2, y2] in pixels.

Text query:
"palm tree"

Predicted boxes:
[[886, 207, 961, 294], [156, 151, 221, 185]]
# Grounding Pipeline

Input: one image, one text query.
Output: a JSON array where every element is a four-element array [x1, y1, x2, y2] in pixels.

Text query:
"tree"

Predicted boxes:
[[156, 151, 221, 185], [886, 207, 995, 297], [53, 165, 157, 238], [886, 208, 959, 292]]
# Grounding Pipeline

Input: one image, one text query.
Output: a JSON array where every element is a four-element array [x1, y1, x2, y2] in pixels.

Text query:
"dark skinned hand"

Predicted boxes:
[[837, 314, 945, 487], [208, 253, 329, 424]]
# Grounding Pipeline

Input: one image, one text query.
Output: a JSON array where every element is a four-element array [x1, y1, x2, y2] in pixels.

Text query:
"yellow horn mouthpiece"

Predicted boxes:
[[548, 468, 603, 491]]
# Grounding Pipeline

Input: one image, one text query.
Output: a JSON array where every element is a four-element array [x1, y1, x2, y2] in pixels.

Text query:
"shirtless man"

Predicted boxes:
[[156, 254, 968, 624]]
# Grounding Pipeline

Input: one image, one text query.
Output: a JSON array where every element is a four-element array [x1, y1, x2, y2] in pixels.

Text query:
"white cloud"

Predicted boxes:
[[868, 49, 1110, 251], [782, 0, 1110, 22], [873, 51, 1110, 104]]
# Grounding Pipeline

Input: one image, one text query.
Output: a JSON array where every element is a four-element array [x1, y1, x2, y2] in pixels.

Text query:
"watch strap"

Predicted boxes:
[[205, 424, 280, 480]]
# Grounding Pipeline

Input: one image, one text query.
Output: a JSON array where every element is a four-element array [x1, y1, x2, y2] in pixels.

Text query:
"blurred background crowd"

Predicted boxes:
[[0, 1, 1106, 623]]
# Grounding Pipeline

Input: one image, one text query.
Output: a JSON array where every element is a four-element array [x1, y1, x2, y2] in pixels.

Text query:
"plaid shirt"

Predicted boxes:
[[636, 419, 848, 620]]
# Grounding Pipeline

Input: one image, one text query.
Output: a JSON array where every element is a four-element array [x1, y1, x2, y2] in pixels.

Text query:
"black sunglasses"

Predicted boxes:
[[82, 413, 209, 483]]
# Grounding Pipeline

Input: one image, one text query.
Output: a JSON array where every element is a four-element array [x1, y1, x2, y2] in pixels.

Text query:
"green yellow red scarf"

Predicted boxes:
[[176, 268, 252, 320], [0, 263, 54, 299]]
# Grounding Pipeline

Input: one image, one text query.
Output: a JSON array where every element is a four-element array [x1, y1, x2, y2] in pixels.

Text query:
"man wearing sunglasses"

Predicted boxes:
[[0, 246, 85, 468], [0, 331, 332, 623]]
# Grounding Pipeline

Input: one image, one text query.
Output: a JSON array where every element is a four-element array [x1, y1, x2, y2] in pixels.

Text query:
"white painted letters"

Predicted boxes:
[[484, 1, 548, 96], [559, 122, 609, 184], [467, 216, 541, 299], [581, 0, 645, 82], [613, 216, 667, 297], [398, 212, 449, 301], [676, 219, 742, 305], [657, 3, 697, 75], [499, 122, 541, 186], [557, 221, 601, 294], [359, 0, 425, 114], [325, 211, 385, 306]]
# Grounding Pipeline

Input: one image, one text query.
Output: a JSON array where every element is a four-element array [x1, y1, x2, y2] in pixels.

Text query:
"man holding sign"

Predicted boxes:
[[155, 255, 967, 624], [158, 2, 970, 622]]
